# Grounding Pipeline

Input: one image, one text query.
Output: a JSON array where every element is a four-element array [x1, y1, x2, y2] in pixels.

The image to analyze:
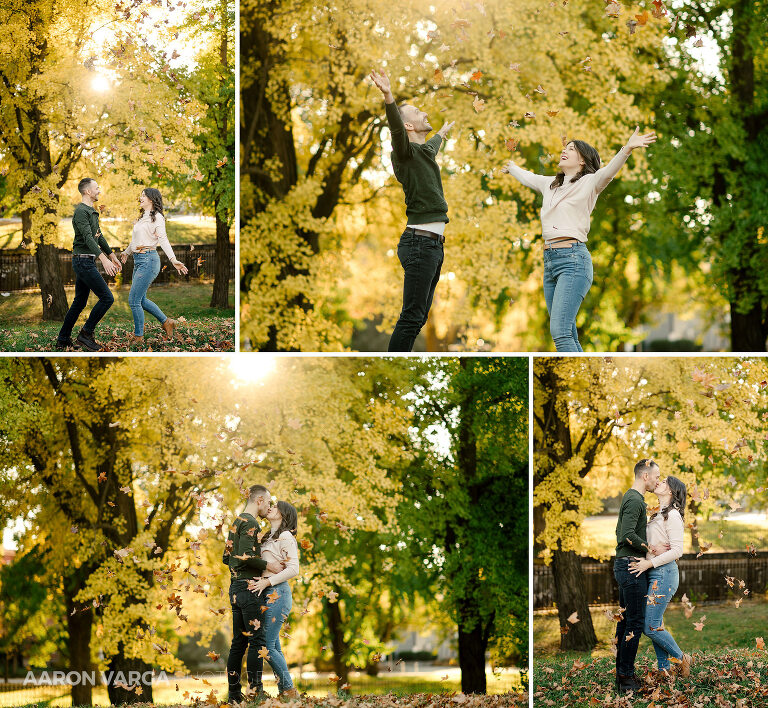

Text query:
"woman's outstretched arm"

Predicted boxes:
[[593, 127, 656, 194], [501, 160, 552, 194]]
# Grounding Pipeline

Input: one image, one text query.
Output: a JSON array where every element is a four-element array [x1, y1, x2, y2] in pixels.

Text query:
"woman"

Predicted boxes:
[[502, 127, 656, 351], [120, 188, 188, 344], [251, 500, 300, 699], [629, 475, 693, 678]]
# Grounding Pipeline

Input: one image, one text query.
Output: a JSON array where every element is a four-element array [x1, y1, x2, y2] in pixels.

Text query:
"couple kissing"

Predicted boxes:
[[222, 484, 300, 704], [614, 458, 694, 694]]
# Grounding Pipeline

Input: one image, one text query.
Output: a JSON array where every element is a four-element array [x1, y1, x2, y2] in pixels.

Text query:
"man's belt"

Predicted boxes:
[[73, 253, 97, 259], [405, 226, 446, 244]]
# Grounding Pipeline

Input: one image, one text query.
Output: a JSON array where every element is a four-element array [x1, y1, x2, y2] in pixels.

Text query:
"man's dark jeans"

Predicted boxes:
[[57, 256, 114, 342], [614, 556, 648, 678], [388, 229, 444, 352], [226, 580, 267, 700]]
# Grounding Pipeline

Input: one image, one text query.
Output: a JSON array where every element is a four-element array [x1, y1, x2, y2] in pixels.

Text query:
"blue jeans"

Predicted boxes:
[[614, 556, 648, 678], [58, 256, 115, 342], [388, 229, 444, 352], [226, 580, 267, 699], [263, 581, 294, 693], [129, 251, 166, 335], [543, 242, 593, 352], [644, 562, 683, 669]]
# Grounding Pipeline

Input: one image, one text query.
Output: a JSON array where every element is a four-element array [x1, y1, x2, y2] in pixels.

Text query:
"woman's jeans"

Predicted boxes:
[[129, 251, 166, 335], [644, 562, 684, 669], [226, 580, 267, 699], [388, 229, 444, 352], [263, 581, 294, 692], [543, 242, 593, 352], [613, 556, 648, 678]]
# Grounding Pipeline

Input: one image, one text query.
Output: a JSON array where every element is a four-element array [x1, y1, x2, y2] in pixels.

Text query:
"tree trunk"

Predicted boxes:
[[325, 596, 349, 685], [65, 595, 94, 707], [105, 642, 154, 705], [729, 297, 766, 351], [552, 549, 598, 651], [36, 241, 68, 320], [210, 207, 230, 308], [457, 621, 487, 694]]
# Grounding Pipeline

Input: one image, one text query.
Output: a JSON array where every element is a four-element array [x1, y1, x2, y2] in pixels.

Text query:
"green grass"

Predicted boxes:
[[0, 281, 234, 352], [2, 672, 524, 707], [580, 514, 768, 558], [535, 599, 768, 657], [0, 217, 227, 250], [534, 648, 768, 707]]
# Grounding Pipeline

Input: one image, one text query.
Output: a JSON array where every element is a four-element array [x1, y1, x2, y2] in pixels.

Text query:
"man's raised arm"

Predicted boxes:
[[370, 68, 411, 161]]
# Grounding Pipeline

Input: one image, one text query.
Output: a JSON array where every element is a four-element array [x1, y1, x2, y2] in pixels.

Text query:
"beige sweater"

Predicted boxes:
[[260, 529, 300, 586], [124, 212, 180, 263], [505, 146, 631, 243], [645, 508, 684, 568]]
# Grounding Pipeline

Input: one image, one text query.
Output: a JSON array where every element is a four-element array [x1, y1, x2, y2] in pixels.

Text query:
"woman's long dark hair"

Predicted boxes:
[[140, 187, 164, 222], [550, 140, 601, 189], [269, 500, 298, 541], [651, 475, 687, 522]]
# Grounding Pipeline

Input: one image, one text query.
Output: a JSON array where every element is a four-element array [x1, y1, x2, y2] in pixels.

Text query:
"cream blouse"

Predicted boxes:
[[645, 508, 684, 568], [260, 529, 299, 586], [504, 146, 631, 243], [124, 212, 180, 263]]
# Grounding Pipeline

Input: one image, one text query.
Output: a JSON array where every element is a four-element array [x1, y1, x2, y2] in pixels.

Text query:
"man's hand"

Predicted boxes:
[[369, 68, 394, 103], [110, 252, 122, 272], [650, 542, 671, 556], [266, 561, 285, 574], [437, 121, 455, 139], [99, 253, 118, 276]]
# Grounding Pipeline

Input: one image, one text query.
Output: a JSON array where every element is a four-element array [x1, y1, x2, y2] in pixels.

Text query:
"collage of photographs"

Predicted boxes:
[[0, 1, 766, 707]]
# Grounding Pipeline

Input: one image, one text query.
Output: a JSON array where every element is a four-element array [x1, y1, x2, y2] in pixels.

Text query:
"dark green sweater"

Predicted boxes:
[[222, 512, 268, 580], [72, 203, 112, 257], [615, 489, 648, 557], [385, 102, 449, 225]]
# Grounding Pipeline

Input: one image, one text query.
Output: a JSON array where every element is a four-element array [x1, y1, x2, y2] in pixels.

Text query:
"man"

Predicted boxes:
[[223, 484, 285, 704], [56, 178, 122, 351], [613, 458, 660, 694], [369, 69, 454, 352]]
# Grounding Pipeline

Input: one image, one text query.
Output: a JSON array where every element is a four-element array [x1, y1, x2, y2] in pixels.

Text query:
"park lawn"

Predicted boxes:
[[0, 216, 226, 249], [9, 673, 525, 708], [534, 599, 768, 657], [0, 281, 234, 352], [534, 648, 768, 707], [579, 514, 768, 558]]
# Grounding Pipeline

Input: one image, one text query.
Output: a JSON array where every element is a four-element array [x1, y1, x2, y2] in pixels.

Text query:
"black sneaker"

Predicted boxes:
[[54, 338, 79, 351], [76, 330, 103, 352]]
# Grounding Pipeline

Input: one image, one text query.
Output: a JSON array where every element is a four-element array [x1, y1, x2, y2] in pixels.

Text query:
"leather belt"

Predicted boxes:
[[544, 238, 580, 250], [133, 246, 155, 253], [405, 226, 446, 244], [73, 253, 96, 259]]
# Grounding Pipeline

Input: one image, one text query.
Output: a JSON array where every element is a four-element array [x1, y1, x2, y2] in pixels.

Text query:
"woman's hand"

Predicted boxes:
[[173, 260, 189, 275], [625, 126, 657, 152], [252, 577, 271, 593], [500, 160, 515, 174], [120, 252, 129, 265], [628, 557, 653, 576]]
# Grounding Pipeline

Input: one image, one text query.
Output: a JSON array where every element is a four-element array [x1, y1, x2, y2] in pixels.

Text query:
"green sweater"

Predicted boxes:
[[222, 512, 268, 580], [615, 489, 648, 557], [72, 203, 112, 257], [385, 102, 449, 225]]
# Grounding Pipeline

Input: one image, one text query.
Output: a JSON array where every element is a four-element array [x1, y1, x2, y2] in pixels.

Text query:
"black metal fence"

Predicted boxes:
[[0, 244, 234, 291], [534, 552, 768, 609]]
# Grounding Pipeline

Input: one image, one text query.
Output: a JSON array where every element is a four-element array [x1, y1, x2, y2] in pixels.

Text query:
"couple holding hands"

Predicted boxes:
[[369, 68, 656, 353], [55, 178, 189, 351]]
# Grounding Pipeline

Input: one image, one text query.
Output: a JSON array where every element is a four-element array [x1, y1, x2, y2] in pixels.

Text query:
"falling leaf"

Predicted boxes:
[[434, 68, 445, 83], [505, 137, 519, 151], [567, 611, 579, 624], [470, 70, 483, 81], [472, 96, 486, 112]]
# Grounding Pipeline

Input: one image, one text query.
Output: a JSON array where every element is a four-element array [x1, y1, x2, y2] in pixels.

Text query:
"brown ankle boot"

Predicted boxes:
[[279, 687, 299, 701], [162, 318, 176, 340], [128, 333, 144, 345]]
